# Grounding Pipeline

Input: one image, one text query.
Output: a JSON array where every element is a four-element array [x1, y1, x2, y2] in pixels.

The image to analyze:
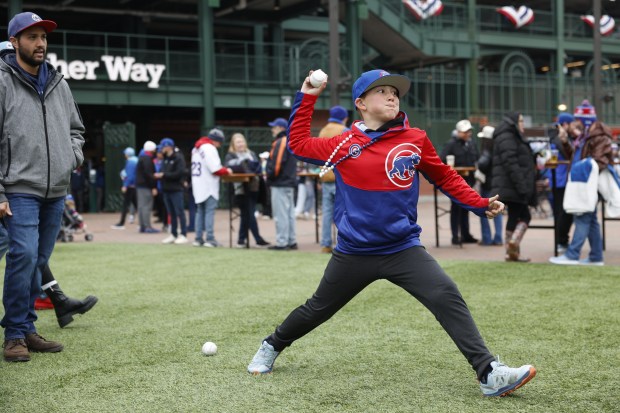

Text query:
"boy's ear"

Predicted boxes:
[[354, 98, 365, 111]]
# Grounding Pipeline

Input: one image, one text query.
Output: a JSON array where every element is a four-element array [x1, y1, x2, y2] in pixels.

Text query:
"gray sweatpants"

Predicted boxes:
[[136, 187, 154, 230], [269, 246, 495, 379]]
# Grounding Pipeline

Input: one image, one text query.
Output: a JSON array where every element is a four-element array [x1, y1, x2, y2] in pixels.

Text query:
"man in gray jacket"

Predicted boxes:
[[0, 12, 85, 362]]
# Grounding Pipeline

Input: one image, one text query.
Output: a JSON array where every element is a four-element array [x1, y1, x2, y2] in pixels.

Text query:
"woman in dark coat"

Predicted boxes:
[[491, 112, 536, 262]]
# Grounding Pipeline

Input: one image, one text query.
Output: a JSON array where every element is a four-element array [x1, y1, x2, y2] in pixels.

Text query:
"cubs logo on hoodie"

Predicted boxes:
[[386, 143, 422, 188]]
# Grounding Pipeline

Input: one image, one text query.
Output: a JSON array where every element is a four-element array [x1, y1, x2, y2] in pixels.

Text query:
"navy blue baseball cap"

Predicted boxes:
[[556, 112, 574, 126], [352, 69, 411, 107], [159, 137, 175, 148], [8, 12, 57, 38], [268, 117, 288, 128], [328, 106, 348, 123]]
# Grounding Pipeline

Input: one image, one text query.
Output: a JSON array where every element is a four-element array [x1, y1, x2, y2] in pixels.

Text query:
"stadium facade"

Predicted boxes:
[[2, 0, 620, 209]]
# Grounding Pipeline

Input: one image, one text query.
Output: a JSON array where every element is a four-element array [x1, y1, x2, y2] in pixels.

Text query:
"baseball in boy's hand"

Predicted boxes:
[[309, 69, 328, 87]]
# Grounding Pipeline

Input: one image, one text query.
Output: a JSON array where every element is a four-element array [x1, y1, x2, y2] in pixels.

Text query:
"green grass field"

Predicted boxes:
[[1, 243, 618, 412]]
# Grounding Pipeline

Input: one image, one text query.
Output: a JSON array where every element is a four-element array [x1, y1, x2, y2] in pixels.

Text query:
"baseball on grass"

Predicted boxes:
[[201, 341, 217, 356], [309, 69, 327, 87]]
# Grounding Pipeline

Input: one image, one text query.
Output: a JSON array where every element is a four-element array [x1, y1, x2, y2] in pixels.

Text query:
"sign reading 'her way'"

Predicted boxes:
[[47, 53, 166, 89]]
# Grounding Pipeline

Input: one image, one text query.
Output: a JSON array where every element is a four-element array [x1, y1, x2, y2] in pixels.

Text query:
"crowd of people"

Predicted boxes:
[[440, 100, 618, 265], [103, 98, 619, 269], [108, 109, 353, 253]]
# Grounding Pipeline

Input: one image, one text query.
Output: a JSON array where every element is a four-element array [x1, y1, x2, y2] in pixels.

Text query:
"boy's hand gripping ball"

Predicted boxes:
[[310, 69, 327, 87]]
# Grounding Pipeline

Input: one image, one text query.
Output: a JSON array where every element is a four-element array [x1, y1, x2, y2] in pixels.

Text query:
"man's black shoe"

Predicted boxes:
[[287, 243, 298, 250], [45, 283, 99, 328], [462, 237, 478, 244], [55, 295, 99, 328], [268, 245, 288, 251]]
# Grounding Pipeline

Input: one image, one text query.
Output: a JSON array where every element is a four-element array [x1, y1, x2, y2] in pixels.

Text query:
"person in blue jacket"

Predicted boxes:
[[545, 112, 577, 252], [247, 69, 536, 397], [112, 147, 138, 229]]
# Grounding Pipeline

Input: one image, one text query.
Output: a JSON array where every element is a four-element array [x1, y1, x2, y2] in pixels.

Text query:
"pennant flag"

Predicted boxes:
[[403, 0, 444, 21], [581, 15, 616, 36], [497, 6, 535, 29]]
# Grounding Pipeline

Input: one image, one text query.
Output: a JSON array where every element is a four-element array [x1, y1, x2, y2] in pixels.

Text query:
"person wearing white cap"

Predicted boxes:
[[475, 126, 503, 246], [1, 12, 85, 361], [440, 119, 480, 245]]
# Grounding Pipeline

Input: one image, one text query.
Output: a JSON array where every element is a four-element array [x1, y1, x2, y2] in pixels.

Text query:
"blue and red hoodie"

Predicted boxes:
[[287, 92, 489, 255]]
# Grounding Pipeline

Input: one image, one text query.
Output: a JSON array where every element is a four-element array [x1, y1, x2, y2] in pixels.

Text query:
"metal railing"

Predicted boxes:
[[392, 1, 620, 40], [45, 30, 343, 90], [3, 11, 617, 127]]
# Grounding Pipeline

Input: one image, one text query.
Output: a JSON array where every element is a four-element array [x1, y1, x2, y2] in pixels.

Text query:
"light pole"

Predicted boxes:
[[593, 0, 602, 108], [329, 0, 340, 107]]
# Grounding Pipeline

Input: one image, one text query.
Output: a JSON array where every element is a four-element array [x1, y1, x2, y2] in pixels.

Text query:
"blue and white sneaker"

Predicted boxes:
[[578, 258, 604, 266], [247, 341, 279, 375], [549, 254, 579, 265], [480, 359, 537, 397]]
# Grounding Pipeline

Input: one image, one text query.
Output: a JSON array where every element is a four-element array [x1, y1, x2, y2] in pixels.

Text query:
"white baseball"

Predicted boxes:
[[201, 341, 217, 356], [310, 69, 327, 87]]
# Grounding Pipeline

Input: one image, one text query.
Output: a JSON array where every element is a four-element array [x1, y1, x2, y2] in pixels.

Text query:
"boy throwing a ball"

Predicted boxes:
[[247, 69, 536, 397]]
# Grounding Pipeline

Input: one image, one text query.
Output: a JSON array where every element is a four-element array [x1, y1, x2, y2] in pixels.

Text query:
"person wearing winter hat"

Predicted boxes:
[[191, 128, 232, 247], [440, 119, 480, 245], [135, 141, 160, 233], [550, 108, 613, 266], [573, 100, 597, 130], [475, 125, 503, 246], [1, 11, 85, 362]]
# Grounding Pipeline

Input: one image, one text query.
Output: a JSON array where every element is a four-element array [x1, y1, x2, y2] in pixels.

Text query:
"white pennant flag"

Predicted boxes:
[[497, 6, 535, 29], [403, 0, 444, 20], [581, 15, 616, 36]]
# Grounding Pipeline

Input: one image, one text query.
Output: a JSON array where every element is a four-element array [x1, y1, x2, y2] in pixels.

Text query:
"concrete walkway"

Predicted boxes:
[[71, 197, 619, 266]]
